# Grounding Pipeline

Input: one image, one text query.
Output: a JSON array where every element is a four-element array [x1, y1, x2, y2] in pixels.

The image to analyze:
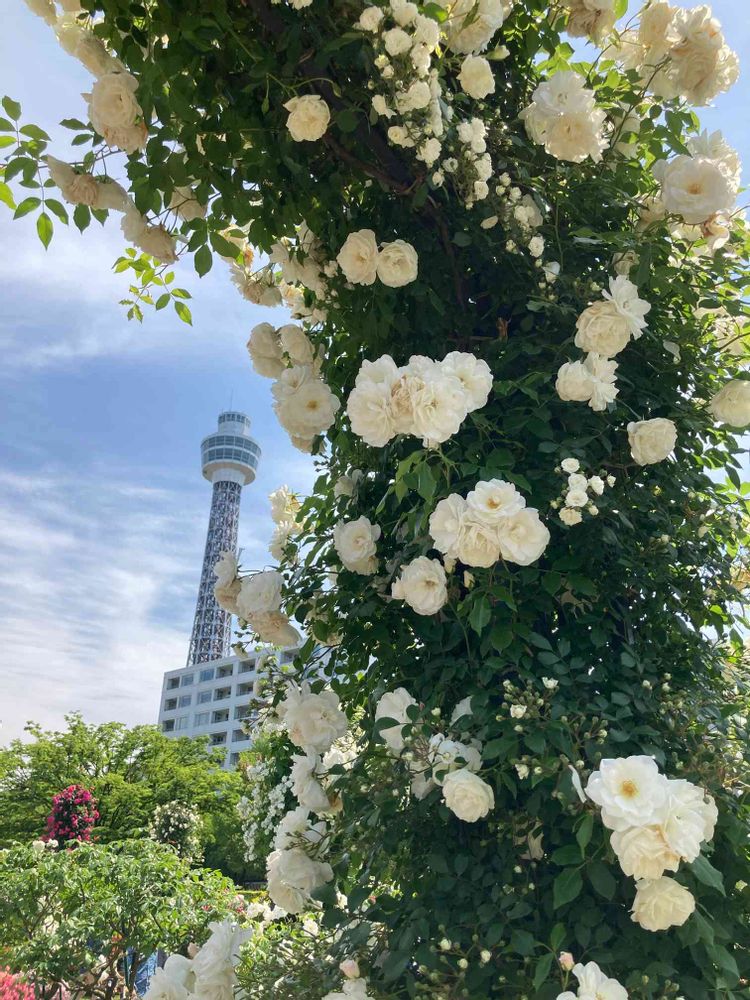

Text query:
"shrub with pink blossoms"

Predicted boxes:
[[46, 784, 99, 846], [0, 969, 34, 1000]]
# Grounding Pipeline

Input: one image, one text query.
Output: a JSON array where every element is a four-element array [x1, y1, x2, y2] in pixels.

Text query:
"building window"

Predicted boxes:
[[236, 682, 252, 696], [162, 720, 175, 733], [234, 705, 250, 720], [166, 678, 179, 690], [232, 730, 250, 743], [239, 660, 254, 673], [178, 695, 192, 708], [199, 667, 215, 683], [214, 687, 231, 701], [180, 674, 194, 687], [210, 732, 227, 746], [198, 690, 212, 704], [229, 753, 240, 767], [212, 709, 229, 724], [164, 698, 177, 712], [217, 664, 233, 678], [194, 711, 210, 726], [175, 716, 189, 731]]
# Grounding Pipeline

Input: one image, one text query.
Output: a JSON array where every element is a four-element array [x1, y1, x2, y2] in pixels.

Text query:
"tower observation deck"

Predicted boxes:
[[186, 411, 261, 665]]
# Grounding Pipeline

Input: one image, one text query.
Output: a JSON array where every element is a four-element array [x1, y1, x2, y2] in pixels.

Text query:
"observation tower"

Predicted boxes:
[[186, 411, 261, 665]]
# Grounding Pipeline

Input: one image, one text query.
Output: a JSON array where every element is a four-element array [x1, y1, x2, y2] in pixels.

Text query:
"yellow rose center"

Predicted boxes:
[[620, 779, 638, 798]]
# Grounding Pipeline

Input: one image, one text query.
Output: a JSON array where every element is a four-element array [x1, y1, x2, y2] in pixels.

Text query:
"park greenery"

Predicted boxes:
[[2, 0, 750, 998]]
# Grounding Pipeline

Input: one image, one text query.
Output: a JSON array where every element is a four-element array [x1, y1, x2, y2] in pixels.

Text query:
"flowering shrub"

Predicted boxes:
[[0, 841, 241, 1000], [237, 725, 297, 874], [4, 0, 750, 997], [45, 784, 99, 846], [148, 800, 204, 863], [0, 970, 34, 1000]]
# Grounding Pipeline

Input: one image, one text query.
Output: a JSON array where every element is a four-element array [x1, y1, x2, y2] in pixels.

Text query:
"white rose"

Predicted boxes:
[[266, 848, 334, 914], [709, 380, 750, 426], [247, 323, 284, 378], [450, 696, 474, 725], [213, 550, 238, 588], [498, 508, 550, 566], [358, 6, 384, 31], [574, 300, 632, 357], [274, 373, 341, 439], [563, 0, 618, 42], [631, 876, 695, 932], [665, 6, 739, 106], [430, 494, 468, 559], [269, 485, 301, 525], [656, 779, 718, 863], [564, 962, 627, 1000], [214, 578, 241, 615], [279, 324, 316, 367], [282, 684, 348, 754], [442, 768, 494, 822], [248, 610, 300, 647], [657, 155, 734, 225], [337, 229, 379, 285], [585, 755, 669, 831], [456, 510, 501, 568], [23, 0, 57, 25], [284, 95, 330, 142], [290, 753, 332, 813], [560, 508, 582, 526], [556, 359, 595, 403], [389, 366, 468, 446], [391, 557, 448, 615], [627, 418, 677, 465], [347, 379, 396, 447], [169, 185, 206, 222], [440, 352, 493, 411], [375, 688, 417, 754], [237, 570, 283, 618], [466, 479, 525, 523], [428, 735, 481, 784], [459, 55, 495, 99], [383, 27, 412, 56], [88, 72, 141, 133], [376, 240, 419, 288], [610, 825, 680, 880], [333, 516, 381, 573], [561, 458, 580, 473]]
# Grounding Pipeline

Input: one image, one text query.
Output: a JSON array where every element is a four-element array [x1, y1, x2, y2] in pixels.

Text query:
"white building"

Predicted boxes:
[[157, 648, 298, 769]]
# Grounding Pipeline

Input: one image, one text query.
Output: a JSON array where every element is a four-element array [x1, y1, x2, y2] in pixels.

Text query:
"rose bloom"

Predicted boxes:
[[376, 240, 419, 287], [557, 961, 627, 1000], [430, 494, 468, 559], [88, 72, 141, 133], [556, 359, 595, 403], [459, 55, 495, 98], [236, 569, 283, 618], [709, 380, 750, 426], [544, 108, 608, 163], [337, 229, 379, 285], [284, 95, 330, 142], [266, 848, 333, 914], [375, 687, 417, 754], [441, 352, 493, 410], [282, 685, 348, 754], [610, 825, 680, 880], [585, 755, 669, 831], [563, 0, 618, 42], [498, 508, 550, 566], [391, 556, 448, 615], [656, 779, 718, 862], [333, 516, 381, 573], [274, 375, 341, 439], [456, 509, 502, 568], [467, 479, 525, 522], [575, 300, 632, 357], [442, 768, 495, 822], [249, 610, 300, 646], [631, 876, 695, 932], [247, 322, 284, 378], [347, 379, 396, 447], [627, 418, 677, 465], [656, 155, 734, 225]]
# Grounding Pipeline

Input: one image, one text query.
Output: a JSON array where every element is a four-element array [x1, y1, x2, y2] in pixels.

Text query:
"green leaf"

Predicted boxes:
[[690, 855, 725, 895], [45, 199, 69, 225], [533, 952, 553, 990], [13, 196, 40, 219], [36, 212, 53, 249], [73, 204, 91, 232], [575, 814, 594, 853], [336, 108, 359, 133], [2, 96, 21, 121], [20, 124, 50, 141], [0, 181, 15, 210], [0, 117, 14, 131], [469, 596, 491, 635], [174, 300, 192, 326], [587, 861, 616, 900], [194, 245, 212, 277], [0, 135, 15, 149], [553, 868, 582, 909]]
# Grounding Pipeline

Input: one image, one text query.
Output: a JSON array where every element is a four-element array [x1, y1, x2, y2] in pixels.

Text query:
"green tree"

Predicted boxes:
[[0, 714, 251, 881], [0, 840, 242, 1000]]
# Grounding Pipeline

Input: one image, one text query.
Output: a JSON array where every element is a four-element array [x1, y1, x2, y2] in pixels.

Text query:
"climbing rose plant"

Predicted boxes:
[[4, 0, 750, 997]]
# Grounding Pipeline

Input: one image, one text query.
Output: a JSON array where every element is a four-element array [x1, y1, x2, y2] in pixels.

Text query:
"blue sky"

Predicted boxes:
[[0, 1, 748, 743]]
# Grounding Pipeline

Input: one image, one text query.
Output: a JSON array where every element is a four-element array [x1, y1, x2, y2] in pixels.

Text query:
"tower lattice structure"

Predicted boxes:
[[187, 411, 261, 665]]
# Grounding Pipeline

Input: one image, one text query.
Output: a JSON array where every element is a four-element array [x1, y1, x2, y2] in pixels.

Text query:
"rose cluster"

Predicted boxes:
[[144, 919, 253, 1000], [45, 784, 99, 846], [336, 229, 418, 288], [553, 457, 615, 527], [586, 755, 717, 932], [374, 688, 495, 821], [267, 484, 302, 563], [213, 556, 301, 648], [346, 351, 492, 448], [520, 70, 607, 164], [430, 479, 550, 568], [247, 321, 340, 453], [555, 960, 627, 1000]]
